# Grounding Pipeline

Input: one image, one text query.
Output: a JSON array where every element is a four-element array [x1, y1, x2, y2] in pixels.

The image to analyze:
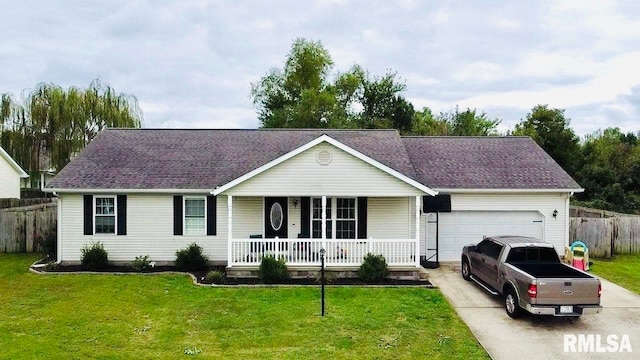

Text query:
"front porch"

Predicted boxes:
[[224, 195, 423, 270]]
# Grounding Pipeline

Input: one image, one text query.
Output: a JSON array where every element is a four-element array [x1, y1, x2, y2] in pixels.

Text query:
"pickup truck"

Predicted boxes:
[[461, 236, 602, 318]]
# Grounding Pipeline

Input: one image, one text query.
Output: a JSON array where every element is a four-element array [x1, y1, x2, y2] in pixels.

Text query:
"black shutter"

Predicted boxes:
[[83, 195, 93, 235], [357, 197, 367, 239], [207, 195, 216, 236], [117, 195, 127, 235], [173, 195, 183, 236], [300, 197, 310, 238]]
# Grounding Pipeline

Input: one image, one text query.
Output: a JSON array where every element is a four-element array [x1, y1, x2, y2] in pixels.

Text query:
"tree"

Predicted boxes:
[[440, 106, 501, 136], [251, 39, 342, 128], [0, 80, 142, 182], [251, 38, 411, 131], [410, 107, 449, 135], [409, 106, 500, 136], [574, 128, 640, 213], [512, 105, 580, 174]]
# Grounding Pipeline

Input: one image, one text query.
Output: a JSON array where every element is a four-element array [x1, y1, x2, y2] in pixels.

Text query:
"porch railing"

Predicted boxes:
[[229, 238, 417, 267]]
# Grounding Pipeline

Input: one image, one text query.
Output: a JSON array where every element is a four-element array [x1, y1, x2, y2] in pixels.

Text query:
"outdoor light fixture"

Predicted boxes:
[[293, 199, 298, 208], [553, 209, 558, 218], [319, 248, 326, 316]]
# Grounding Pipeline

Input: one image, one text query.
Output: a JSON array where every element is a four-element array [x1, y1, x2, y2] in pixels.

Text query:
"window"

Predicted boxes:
[[336, 198, 356, 239], [95, 197, 116, 234], [311, 197, 357, 239], [312, 198, 332, 238], [184, 197, 206, 235]]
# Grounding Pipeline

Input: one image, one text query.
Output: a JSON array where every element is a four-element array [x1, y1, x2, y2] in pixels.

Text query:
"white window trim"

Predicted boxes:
[[312, 197, 333, 239], [311, 197, 358, 239], [93, 195, 117, 235], [183, 196, 207, 236], [335, 197, 357, 239]]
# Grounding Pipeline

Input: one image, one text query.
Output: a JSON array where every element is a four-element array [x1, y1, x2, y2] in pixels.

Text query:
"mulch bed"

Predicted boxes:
[[31, 262, 431, 286]]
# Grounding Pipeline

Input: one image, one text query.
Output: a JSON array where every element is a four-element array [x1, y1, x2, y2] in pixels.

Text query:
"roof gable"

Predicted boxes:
[[0, 146, 29, 178], [213, 134, 436, 196]]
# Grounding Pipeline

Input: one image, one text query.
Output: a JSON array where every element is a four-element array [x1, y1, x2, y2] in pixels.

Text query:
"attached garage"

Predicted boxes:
[[403, 136, 583, 264], [424, 210, 544, 262]]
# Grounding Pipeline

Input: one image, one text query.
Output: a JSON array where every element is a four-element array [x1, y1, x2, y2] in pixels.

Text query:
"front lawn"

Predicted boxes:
[[0, 254, 487, 359], [590, 254, 640, 295]]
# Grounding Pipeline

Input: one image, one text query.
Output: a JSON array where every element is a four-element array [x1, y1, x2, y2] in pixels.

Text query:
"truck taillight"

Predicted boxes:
[[598, 284, 602, 297], [528, 284, 537, 298]]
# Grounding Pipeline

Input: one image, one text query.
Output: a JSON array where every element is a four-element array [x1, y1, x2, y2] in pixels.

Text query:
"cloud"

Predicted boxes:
[[0, 0, 639, 136]]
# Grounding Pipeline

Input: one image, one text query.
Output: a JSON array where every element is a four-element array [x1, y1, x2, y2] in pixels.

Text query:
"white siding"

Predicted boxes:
[[232, 197, 262, 238], [419, 193, 570, 261], [368, 197, 411, 239], [288, 197, 301, 238], [0, 153, 22, 199], [226, 143, 422, 197], [59, 194, 245, 263]]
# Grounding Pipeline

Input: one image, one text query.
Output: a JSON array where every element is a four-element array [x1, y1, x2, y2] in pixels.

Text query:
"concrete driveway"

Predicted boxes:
[[429, 266, 640, 359]]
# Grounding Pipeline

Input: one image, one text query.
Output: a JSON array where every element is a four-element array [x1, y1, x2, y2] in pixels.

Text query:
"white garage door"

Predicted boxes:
[[425, 211, 544, 262]]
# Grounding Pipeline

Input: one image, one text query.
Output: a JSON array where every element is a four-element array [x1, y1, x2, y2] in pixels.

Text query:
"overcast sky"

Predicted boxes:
[[1, 0, 639, 136]]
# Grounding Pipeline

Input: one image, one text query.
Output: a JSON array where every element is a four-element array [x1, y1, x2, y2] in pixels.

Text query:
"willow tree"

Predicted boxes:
[[0, 80, 142, 182]]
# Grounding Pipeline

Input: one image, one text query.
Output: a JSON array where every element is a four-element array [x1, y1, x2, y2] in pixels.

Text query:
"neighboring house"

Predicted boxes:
[[44, 129, 583, 268], [20, 153, 56, 191], [0, 145, 29, 199]]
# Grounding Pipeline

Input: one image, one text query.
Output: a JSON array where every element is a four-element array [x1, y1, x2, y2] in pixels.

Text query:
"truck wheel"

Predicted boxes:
[[505, 288, 522, 319], [461, 259, 471, 281]]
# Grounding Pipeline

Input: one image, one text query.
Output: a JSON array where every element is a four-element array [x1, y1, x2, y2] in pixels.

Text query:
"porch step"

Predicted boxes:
[[418, 266, 430, 280]]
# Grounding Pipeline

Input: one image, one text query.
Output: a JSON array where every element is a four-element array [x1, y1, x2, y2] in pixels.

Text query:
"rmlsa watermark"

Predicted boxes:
[[564, 334, 632, 353]]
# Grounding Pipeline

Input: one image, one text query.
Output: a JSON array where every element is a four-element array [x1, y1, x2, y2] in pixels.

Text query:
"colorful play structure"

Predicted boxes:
[[564, 240, 590, 271]]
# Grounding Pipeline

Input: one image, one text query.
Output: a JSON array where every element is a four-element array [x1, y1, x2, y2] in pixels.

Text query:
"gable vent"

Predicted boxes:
[[316, 150, 333, 165]]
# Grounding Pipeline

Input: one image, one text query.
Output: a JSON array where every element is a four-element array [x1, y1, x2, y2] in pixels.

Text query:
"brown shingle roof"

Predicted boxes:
[[401, 136, 581, 189], [47, 129, 581, 191], [47, 129, 416, 190]]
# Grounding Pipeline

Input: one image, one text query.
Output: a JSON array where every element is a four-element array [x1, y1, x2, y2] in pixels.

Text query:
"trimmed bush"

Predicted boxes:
[[175, 243, 209, 271], [80, 242, 109, 270], [259, 255, 289, 284], [206, 270, 225, 284], [132, 255, 152, 272], [358, 253, 388, 283]]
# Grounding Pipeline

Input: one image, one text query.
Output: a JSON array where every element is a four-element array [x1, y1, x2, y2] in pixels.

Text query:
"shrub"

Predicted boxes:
[[44, 261, 59, 272], [358, 253, 388, 283], [175, 243, 209, 271], [259, 255, 289, 284], [205, 270, 225, 284], [80, 242, 109, 270], [132, 255, 152, 272]]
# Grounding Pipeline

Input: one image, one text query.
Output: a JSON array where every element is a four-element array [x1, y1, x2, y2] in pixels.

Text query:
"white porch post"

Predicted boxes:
[[321, 196, 327, 252], [227, 195, 233, 268], [415, 195, 420, 268]]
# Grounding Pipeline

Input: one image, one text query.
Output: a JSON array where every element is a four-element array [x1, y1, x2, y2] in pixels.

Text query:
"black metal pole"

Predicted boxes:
[[321, 253, 325, 316]]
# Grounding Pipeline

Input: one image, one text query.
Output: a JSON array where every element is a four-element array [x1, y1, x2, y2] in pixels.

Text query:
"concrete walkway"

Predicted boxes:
[[430, 266, 640, 359]]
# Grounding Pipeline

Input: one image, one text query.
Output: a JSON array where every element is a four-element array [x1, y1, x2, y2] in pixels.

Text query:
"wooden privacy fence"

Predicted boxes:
[[0, 202, 57, 253], [570, 217, 640, 258]]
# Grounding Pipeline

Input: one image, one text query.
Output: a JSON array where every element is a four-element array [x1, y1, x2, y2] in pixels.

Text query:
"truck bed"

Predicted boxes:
[[509, 262, 593, 279]]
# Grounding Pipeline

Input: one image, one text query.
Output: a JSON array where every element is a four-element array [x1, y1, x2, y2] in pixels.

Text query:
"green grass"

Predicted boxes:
[[590, 254, 640, 295], [0, 254, 487, 359]]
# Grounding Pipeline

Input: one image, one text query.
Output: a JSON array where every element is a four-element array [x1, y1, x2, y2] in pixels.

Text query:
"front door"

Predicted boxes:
[[265, 197, 288, 238]]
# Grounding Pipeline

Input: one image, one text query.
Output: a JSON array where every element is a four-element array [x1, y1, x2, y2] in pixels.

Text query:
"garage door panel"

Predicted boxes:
[[426, 211, 544, 262]]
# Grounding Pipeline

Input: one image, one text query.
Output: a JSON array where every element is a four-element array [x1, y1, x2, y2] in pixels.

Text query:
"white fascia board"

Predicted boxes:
[[44, 188, 212, 194], [212, 134, 437, 196], [434, 188, 585, 194], [0, 146, 29, 178]]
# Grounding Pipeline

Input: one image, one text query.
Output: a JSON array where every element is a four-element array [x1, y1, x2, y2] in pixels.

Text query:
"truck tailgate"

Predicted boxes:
[[535, 278, 600, 305]]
